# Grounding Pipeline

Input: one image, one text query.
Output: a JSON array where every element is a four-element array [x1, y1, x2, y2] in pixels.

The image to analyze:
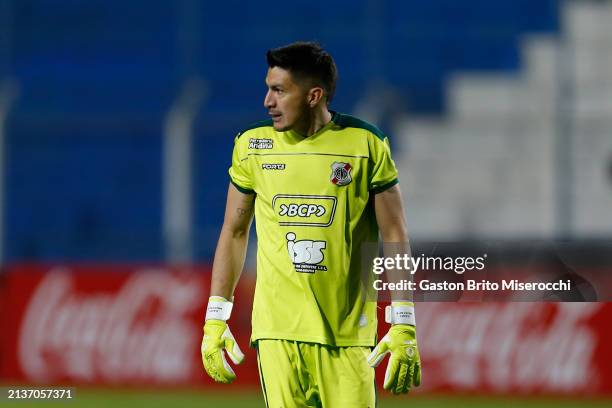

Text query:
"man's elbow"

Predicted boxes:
[[221, 222, 251, 239], [380, 223, 409, 243]]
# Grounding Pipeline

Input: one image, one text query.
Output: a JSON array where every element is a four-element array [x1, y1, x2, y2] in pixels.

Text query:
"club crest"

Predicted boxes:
[[330, 162, 352, 186]]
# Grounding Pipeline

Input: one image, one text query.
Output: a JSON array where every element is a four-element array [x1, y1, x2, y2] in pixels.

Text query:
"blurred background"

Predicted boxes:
[[1, 0, 611, 407]]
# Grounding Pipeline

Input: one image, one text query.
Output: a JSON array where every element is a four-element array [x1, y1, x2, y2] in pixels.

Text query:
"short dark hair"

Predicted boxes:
[[266, 41, 338, 103]]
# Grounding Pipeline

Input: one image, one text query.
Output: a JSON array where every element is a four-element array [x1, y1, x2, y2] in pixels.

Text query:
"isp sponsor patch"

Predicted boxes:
[[286, 232, 327, 273]]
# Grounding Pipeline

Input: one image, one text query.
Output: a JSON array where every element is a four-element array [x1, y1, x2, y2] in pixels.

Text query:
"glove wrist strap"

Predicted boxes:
[[205, 296, 233, 321], [385, 302, 416, 326]]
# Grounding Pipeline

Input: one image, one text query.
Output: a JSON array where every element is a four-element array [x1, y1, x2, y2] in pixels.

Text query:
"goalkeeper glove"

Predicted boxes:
[[201, 296, 244, 383], [367, 301, 421, 394]]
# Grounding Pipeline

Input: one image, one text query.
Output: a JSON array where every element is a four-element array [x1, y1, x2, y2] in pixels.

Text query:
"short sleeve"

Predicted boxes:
[[369, 136, 399, 193], [228, 135, 255, 194]]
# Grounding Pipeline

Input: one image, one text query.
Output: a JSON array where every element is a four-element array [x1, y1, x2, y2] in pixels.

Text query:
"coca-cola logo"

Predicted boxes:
[[18, 268, 203, 383], [417, 303, 601, 392]]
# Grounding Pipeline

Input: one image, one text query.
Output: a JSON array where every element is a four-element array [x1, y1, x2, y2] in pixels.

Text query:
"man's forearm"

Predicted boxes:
[[382, 240, 413, 302], [210, 226, 250, 300], [374, 185, 413, 303]]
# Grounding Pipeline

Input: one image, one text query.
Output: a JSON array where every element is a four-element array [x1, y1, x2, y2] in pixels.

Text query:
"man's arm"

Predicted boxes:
[[201, 183, 254, 384], [375, 184, 408, 241], [210, 183, 255, 299], [369, 183, 421, 395], [374, 183, 412, 301]]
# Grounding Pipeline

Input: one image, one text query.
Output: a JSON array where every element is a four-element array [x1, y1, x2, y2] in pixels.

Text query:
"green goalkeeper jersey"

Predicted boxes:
[[229, 111, 399, 347]]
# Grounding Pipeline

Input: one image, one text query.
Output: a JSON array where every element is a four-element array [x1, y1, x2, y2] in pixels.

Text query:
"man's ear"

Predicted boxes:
[[307, 87, 325, 107]]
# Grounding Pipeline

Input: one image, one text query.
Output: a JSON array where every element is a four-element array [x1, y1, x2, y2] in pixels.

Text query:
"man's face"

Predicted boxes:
[[264, 67, 310, 131]]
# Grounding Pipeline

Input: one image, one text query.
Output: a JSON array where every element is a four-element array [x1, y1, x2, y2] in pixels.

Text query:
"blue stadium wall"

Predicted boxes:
[[1, 0, 559, 262]]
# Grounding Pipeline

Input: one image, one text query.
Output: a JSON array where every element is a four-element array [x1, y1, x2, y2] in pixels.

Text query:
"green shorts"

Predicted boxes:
[[256, 339, 376, 408]]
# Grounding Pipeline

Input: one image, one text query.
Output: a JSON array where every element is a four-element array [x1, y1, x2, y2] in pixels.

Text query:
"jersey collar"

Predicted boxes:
[[287, 110, 338, 140]]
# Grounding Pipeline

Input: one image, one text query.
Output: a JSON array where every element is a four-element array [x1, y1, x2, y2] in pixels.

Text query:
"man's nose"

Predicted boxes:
[[263, 90, 274, 108]]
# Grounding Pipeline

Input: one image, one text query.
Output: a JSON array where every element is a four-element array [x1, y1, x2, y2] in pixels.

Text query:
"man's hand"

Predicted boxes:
[[201, 296, 244, 383], [201, 320, 244, 383], [367, 302, 421, 394]]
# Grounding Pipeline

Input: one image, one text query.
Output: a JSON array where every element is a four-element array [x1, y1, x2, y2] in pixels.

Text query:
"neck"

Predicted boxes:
[[293, 107, 332, 137]]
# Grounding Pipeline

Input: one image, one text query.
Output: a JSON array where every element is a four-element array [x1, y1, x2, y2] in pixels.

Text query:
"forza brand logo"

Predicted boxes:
[[262, 163, 285, 170]]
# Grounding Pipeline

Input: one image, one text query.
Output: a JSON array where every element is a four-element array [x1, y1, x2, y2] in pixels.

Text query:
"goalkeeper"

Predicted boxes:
[[201, 41, 421, 406]]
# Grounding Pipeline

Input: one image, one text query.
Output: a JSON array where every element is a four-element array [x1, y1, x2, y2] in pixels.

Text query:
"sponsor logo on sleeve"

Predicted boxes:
[[249, 138, 273, 149]]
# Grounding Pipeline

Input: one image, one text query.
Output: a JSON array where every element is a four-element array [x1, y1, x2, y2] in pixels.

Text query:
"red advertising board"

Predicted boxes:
[[0, 264, 258, 387], [1, 264, 611, 395], [415, 302, 612, 395]]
